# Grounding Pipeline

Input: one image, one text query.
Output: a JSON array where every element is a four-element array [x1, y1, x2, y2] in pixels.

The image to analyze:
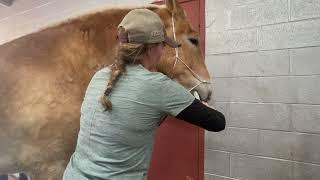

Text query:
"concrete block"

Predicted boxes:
[[290, 47, 320, 75], [2, 1, 74, 28], [294, 162, 320, 180], [205, 50, 289, 77], [226, 0, 265, 6], [258, 130, 296, 160], [213, 76, 320, 104], [213, 77, 291, 103], [293, 133, 320, 164], [291, 105, 320, 134], [259, 22, 290, 50], [0, 22, 9, 44], [230, 153, 293, 180], [205, 173, 238, 180], [0, 0, 52, 20], [229, 0, 288, 29], [209, 102, 231, 125], [205, 149, 230, 176], [206, 0, 230, 32], [292, 76, 320, 104], [291, 0, 320, 20], [206, 127, 259, 154], [0, 6, 10, 20], [259, 19, 320, 50], [0, 0, 152, 44], [288, 19, 320, 48], [258, 130, 320, 164], [229, 103, 291, 131], [206, 28, 257, 55]]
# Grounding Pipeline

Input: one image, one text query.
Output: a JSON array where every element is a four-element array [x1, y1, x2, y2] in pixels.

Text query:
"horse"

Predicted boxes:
[[0, 0, 212, 179]]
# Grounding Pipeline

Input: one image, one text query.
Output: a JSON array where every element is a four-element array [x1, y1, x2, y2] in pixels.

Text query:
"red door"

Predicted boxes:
[[148, 0, 206, 180]]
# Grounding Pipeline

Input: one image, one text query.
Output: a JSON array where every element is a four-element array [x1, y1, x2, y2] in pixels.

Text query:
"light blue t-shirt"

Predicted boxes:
[[63, 65, 195, 180]]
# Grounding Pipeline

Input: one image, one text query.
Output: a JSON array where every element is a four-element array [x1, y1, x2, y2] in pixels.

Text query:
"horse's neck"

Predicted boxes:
[[54, 6, 160, 86], [58, 8, 132, 86]]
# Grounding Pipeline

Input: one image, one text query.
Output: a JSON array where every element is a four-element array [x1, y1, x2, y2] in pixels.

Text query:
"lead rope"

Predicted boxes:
[[170, 14, 211, 92]]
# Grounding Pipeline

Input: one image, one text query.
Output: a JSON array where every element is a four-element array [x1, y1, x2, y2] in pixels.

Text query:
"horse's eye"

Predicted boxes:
[[188, 38, 199, 46]]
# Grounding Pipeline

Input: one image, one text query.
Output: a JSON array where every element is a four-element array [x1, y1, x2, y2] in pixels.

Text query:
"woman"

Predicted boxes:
[[63, 9, 225, 180]]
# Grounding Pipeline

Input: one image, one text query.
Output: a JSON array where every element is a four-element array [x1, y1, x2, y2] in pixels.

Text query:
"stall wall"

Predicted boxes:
[[205, 0, 320, 179]]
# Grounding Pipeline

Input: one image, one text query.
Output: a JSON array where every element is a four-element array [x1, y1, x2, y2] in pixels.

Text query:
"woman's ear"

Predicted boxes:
[[145, 46, 153, 58]]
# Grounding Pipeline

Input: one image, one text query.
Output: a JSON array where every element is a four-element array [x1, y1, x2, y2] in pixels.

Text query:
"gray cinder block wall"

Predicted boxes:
[[205, 0, 320, 180]]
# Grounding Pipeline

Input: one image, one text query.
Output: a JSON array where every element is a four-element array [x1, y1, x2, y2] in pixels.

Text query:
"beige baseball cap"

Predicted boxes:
[[118, 8, 180, 48]]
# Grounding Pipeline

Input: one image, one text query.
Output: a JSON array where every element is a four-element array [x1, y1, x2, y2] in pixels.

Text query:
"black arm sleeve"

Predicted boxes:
[[176, 99, 226, 132]]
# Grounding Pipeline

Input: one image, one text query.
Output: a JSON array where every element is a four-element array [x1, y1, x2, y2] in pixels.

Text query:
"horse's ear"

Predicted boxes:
[[165, 0, 183, 16]]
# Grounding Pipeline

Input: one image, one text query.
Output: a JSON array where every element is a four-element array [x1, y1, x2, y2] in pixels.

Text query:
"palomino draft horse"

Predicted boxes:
[[0, 0, 212, 179]]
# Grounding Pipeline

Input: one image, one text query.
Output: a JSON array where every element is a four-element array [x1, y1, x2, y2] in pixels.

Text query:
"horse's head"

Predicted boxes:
[[153, 0, 212, 102]]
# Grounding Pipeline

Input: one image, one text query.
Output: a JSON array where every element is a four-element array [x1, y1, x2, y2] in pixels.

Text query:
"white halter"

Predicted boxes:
[[170, 14, 211, 92]]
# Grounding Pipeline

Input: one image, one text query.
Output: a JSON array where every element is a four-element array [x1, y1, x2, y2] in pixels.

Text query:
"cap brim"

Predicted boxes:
[[164, 36, 181, 48]]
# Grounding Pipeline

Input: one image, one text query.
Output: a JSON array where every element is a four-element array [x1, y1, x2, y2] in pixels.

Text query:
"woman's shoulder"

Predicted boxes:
[[95, 66, 112, 77], [93, 65, 177, 88], [126, 65, 170, 81]]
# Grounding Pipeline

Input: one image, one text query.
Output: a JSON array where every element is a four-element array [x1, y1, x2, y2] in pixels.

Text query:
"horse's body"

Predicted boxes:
[[0, 1, 211, 179]]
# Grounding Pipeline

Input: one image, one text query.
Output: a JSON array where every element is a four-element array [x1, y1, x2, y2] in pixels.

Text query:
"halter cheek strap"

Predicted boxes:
[[170, 14, 211, 92]]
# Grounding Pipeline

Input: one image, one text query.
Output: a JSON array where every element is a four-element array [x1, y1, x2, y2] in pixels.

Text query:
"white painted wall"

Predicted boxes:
[[0, 0, 152, 44], [205, 0, 320, 180]]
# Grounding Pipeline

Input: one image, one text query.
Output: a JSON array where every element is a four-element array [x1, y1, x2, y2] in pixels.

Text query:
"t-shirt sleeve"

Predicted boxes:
[[157, 77, 195, 116]]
